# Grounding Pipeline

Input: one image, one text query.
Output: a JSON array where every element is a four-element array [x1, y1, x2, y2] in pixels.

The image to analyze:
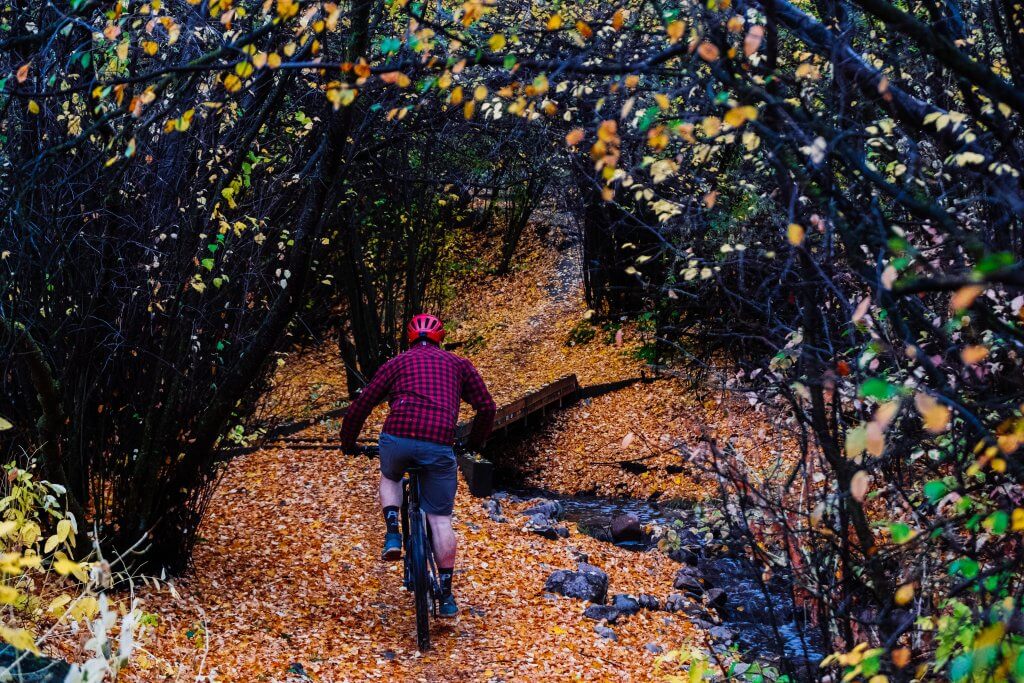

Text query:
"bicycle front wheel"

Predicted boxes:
[[407, 510, 431, 651]]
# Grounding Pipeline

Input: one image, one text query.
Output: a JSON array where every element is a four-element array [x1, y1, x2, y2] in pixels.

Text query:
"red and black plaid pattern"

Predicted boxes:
[[340, 342, 496, 449]]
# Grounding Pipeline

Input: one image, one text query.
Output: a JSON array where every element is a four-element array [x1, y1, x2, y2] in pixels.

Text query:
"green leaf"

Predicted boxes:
[[976, 251, 1013, 274], [984, 510, 1008, 535], [859, 377, 899, 400], [381, 37, 402, 54], [949, 557, 979, 579], [201, 258, 214, 271], [924, 480, 948, 503], [889, 522, 913, 544], [0, 416, 12, 431], [503, 54, 517, 69]]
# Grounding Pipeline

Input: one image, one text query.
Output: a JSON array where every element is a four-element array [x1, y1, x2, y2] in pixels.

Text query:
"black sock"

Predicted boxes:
[[383, 506, 400, 535], [439, 568, 453, 596]]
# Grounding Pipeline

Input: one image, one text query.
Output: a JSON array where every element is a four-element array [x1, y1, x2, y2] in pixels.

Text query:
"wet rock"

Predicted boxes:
[[637, 594, 661, 610], [544, 563, 608, 604], [594, 625, 617, 641], [645, 643, 664, 655], [611, 594, 641, 615], [662, 593, 685, 612], [523, 500, 564, 519], [583, 605, 621, 623], [709, 626, 736, 643], [610, 513, 642, 542], [704, 587, 727, 607], [667, 545, 699, 565], [673, 567, 705, 595], [525, 513, 569, 540]]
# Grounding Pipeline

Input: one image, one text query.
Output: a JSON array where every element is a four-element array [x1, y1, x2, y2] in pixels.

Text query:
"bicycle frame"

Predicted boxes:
[[356, 443, 442, 651], [401, 467, 441, 650]]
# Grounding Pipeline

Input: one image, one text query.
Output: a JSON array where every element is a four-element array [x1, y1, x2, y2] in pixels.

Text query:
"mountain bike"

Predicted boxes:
[[357, 443, 440, 651]]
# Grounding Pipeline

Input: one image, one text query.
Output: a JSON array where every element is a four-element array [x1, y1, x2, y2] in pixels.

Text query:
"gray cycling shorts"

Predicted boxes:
[[378, 432, 458, 516]]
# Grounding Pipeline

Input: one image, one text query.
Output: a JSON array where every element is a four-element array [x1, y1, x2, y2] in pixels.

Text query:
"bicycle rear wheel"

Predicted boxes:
[[407, 509, 432, 651]]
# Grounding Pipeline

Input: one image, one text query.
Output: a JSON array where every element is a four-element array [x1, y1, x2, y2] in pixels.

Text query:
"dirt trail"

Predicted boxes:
[[125, 229, 706, 681]]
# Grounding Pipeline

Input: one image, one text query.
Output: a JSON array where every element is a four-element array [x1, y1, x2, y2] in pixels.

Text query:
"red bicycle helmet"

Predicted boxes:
[[407, 314, 446, 345]]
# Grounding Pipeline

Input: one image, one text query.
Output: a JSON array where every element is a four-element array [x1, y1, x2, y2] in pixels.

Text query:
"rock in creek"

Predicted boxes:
[[709, 626, 736, 643], [673, 566, 706, 595], [544, 563, 609, 604], [522, 499, 564, 520], [609, 513, 642, 543], [704, 587, 727, 607], [525, 513, 569, 540]]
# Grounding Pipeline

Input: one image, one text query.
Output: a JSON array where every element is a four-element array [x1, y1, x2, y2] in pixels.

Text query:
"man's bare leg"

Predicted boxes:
[[380, 474, 402, 509], [427, 512, 458, 616], [426, 513, 457, 568]]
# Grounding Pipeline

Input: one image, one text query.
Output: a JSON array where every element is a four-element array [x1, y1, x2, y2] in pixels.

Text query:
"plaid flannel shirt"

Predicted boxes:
[[340, 342, 496, 449]]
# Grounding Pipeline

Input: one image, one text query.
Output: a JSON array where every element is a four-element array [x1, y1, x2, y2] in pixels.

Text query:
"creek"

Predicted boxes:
[[505, 488, 825, 673]]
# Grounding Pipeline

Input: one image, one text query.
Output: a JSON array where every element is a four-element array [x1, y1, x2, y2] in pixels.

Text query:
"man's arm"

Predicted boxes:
[[461, 360, 496, 449], [339, 360, 396, 452]]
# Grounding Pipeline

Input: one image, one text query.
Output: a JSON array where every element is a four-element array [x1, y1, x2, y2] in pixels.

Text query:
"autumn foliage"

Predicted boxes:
[[2, 0, 1024, 679]]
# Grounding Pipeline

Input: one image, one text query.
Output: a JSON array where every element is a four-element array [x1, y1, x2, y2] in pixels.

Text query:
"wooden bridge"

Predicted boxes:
[[455, 374, 580, 444], [258, 372, 653, 496]]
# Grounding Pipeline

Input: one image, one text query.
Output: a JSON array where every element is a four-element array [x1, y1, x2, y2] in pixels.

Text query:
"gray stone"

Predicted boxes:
[[583, 605, 621, 623], [645, 643, 664, 655], [663, 593, 686, 612], [525, 513, 569, 540], [610, 513, 642, 542], [704, 587, 727, 606], [482, 498, 507, 523], [667, 545, 699, 565], [611, 594, 641, 615], [544, 564, 609, 604], [594, 625, 617, 640], [523, 500, 564, 519], [709, 626, 736, 642], [638, 594, 661, 610], [673, 567, 705, 594]]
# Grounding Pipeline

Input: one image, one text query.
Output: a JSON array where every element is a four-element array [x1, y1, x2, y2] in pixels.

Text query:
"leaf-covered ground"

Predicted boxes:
[[126, 449, 697, 681], [117, 226, 793, 681]]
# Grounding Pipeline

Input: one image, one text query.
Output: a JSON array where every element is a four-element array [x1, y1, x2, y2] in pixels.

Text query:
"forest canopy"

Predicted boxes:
[[2, 0, 1024, 678]]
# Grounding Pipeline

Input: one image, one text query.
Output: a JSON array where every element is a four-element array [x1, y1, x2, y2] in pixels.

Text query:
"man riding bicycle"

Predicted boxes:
[[340, 314, 496, 617]]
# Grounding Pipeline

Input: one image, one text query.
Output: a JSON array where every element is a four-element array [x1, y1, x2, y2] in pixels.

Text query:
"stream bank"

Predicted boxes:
[[491, 488, 824, 679]]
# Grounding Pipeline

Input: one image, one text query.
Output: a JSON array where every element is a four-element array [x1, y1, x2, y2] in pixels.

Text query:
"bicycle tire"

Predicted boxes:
[[407, 509, 432, 651]]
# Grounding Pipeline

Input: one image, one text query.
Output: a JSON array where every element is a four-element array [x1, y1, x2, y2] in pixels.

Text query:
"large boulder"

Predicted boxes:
[[610, 513, 642, 543], [544, 563, 609, 604]]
